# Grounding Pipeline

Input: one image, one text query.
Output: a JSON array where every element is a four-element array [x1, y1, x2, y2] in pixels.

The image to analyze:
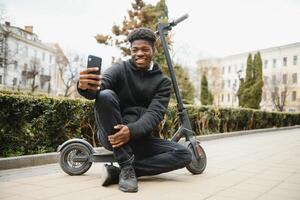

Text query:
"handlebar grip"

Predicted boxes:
[[173, 14, 189, 25]]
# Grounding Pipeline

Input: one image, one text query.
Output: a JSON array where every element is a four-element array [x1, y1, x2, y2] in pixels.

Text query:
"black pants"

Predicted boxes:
[[94, 89, 192, 177]]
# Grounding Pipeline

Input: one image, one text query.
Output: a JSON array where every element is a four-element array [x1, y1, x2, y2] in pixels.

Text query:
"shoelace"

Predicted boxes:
[[122, 167, 136, 179]]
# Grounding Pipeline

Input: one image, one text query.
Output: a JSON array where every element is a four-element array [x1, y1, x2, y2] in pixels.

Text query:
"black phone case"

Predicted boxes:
[[87, 55, 102, 75]]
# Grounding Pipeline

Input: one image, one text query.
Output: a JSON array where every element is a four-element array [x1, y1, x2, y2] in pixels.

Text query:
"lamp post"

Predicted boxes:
[[236, 69, 243, 107], [237, 69, 242, 80], [232, 81, 237, 107]]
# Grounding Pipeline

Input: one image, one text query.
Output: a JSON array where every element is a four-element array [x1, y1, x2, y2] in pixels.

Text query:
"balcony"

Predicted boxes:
[[40, 74, 51, 82], [21, 70, 34, 79]]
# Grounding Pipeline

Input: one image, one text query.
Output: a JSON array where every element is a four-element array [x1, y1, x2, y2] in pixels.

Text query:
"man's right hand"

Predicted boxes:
[[78, 67, 101, 91]]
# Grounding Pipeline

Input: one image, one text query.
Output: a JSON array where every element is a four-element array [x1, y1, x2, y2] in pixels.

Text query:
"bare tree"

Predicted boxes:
[[0, 3, 7, 23], [1, 22, 27, 85], [23, 57, 40, 92], [265, 74, 289, 112], [58, 53, 84, 97], [271, 86, 288, 112]]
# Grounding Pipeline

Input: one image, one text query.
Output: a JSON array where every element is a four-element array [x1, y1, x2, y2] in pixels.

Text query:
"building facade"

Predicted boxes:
[[197, 42, 300, 112], [0, 22, 67, 95]]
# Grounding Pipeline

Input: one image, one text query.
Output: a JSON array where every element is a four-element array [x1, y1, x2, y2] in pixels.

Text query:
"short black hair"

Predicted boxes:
[[127, 28, 156, 47]]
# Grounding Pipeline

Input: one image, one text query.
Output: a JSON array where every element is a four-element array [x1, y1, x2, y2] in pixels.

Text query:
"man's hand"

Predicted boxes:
[[108, 125, 131, 148], [78, 67, 101, 91]]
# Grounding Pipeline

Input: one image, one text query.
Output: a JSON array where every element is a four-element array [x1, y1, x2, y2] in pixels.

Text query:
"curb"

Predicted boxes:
[[1, 125, 299, 170], [196, 125, 300, 141], [0, 152, 59, 171]]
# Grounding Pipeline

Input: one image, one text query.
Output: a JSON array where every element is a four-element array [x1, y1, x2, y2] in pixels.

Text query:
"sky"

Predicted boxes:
[[1, 0, 300, 70]]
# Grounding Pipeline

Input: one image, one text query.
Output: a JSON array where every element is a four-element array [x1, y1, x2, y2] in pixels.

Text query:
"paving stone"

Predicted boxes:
[[0, 128, 299, 200]]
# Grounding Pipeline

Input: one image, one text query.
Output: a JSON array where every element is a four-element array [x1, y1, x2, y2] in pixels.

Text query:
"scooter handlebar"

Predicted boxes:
[[172, 14, 189, 26]]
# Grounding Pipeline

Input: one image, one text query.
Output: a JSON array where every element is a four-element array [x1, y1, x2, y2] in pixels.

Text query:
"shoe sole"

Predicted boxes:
[[100, 165, 110, 186], [119, 185, 138, 193]]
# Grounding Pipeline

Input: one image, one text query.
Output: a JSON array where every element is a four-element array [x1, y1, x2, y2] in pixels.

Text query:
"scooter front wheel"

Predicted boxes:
[[59, 143, 92, 175], [186, 140, 207, 174]]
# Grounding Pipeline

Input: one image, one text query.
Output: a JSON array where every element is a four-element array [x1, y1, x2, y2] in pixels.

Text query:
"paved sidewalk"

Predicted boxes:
[[0, 128, 299, 200]]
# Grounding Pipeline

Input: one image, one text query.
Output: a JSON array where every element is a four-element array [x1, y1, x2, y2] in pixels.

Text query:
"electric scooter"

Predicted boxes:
[[57, 14, 207, 176]]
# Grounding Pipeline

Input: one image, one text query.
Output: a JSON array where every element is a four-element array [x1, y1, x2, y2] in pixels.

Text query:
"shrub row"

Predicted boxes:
[[1, 92, 299, 157]]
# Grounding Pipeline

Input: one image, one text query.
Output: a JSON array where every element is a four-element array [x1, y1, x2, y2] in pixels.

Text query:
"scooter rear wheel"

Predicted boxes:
[[59, 143, 92, 175], [186, 141, 207, 174]]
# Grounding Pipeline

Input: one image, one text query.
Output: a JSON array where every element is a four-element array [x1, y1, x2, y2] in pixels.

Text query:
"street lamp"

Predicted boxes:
[[236, 69, 244, 107], [232, 69, 244, 107], [237, 69, 242, 80]]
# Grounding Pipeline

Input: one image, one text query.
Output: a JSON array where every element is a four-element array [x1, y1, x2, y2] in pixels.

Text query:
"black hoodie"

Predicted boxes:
[[77, 59, 172, 140]]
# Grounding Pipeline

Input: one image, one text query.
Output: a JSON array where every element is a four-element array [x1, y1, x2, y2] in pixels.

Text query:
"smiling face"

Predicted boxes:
[[130, 39, 154, 70]]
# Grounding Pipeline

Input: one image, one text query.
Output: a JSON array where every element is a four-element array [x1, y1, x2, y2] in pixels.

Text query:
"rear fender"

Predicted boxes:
[[57, 138, 96, 153]]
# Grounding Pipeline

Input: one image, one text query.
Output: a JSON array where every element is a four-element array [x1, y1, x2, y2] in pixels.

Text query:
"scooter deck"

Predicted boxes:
[[92, 151, 115, 163]]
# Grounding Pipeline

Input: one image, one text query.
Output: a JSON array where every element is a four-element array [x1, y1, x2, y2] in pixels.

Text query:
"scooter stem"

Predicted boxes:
[[157, 15, 202, 160], [157, 15, 192, 131]]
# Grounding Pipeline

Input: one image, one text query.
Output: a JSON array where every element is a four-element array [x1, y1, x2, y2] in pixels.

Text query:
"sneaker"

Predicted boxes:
[[100, 164, 120, 186], [118, 165, 138, 192]]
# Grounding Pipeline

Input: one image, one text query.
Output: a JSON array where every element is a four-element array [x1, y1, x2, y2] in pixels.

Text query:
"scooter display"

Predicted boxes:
[[57, 14, 207, 176]]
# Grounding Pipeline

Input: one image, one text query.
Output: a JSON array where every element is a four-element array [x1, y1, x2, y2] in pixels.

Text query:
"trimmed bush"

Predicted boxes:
[[1, 92, 300, 157], [0, 92, 95, 157]]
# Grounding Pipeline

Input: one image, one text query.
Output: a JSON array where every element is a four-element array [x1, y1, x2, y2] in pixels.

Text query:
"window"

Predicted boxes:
[[228, 80, 231, 88], [41, 80, 45, 89], [34, 50, 37, 58], [222, 94, 224, 102], [272, 75, 276, 84], [222, 80, 225, 89], [24, 46, 28, 57], [13, 77, 17, 86], [14, 61, 18, 70], [293, 55, 298, 65], [227, 94, 230, 102], [292, 73, 297, 84], [264, 76, 269, 85], [281, 92, 285, 102], [283, 74, 287, 84], [22, 78, 27, 86], [283, 57, 287, 66], [222, 67, 225, 74], [292, 91, 297, 101], [228, 66, 231, 73], [212, 81, 216, 87], [264, 60, 268, 69], [271, 87, 279, 101], [24, 63, 28, 71], [49, 55, 53, 63], [0, 41, 3, 53], [0, 75, 2, 84], [273, 59, 277, 68], [288, 108, 296, 112], [271, 92, 275, 100], [16, 43, 19, 53], [42, 52, 45, 61]]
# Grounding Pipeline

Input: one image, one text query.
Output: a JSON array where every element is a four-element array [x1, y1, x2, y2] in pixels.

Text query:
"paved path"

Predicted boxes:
[[0, 128, 300, 200]]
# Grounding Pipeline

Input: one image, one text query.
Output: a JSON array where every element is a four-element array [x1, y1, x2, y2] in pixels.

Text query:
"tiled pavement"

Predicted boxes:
[[0, 128, 299, 200]]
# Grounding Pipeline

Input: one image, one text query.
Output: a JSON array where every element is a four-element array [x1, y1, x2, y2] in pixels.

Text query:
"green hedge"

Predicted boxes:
[[1, 92, 300, 157], [0, 92, 95, 157]]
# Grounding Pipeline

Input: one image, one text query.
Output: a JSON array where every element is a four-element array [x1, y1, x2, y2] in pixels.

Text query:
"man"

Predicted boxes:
[[77, 28, 192, 193]]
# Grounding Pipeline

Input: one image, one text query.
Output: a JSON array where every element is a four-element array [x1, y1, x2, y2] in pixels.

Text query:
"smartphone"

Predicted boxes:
[[87, 55, 102, 75]]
